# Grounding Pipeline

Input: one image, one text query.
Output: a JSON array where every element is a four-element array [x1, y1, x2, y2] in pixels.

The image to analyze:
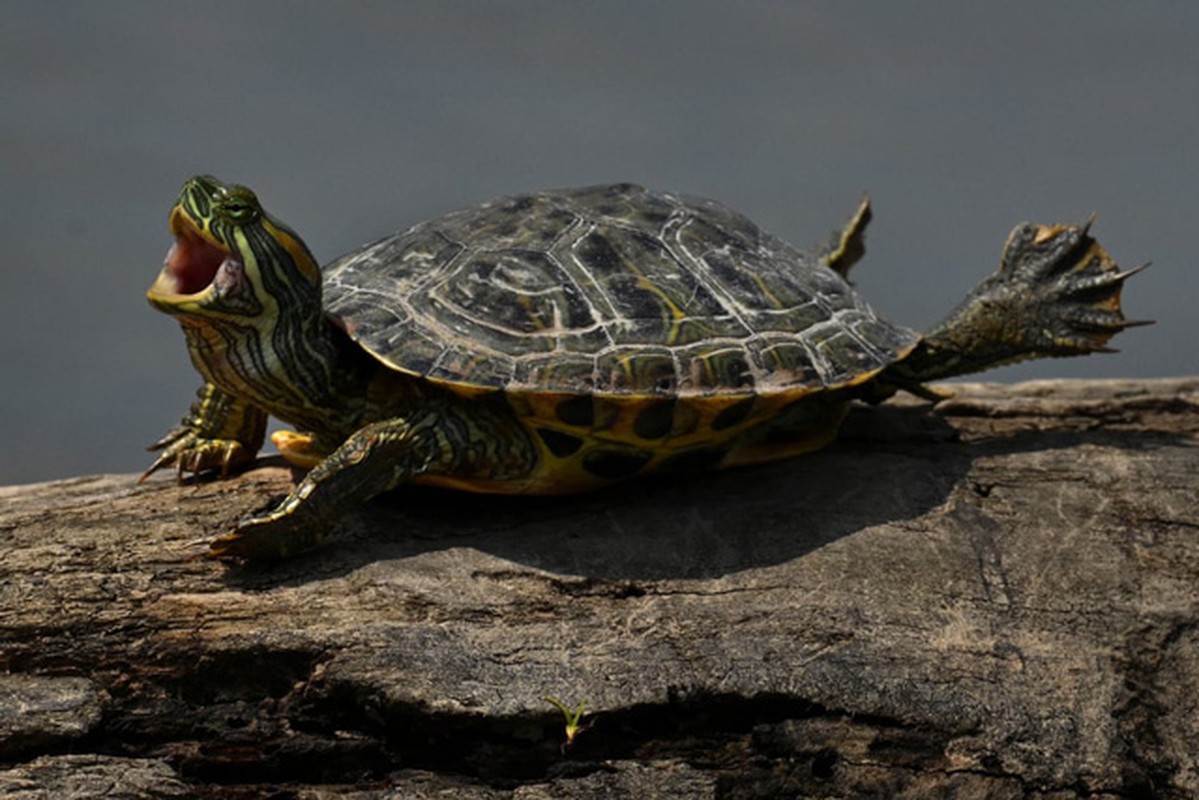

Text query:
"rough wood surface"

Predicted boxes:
[[1, 379, 1197, 799]]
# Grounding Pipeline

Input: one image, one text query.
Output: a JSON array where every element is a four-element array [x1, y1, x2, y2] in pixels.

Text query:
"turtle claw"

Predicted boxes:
[[208, 523, 284, 561], [141, 428, 257, 483], [894, 217, 1147, 385], [988, 219, 1142, 355], [208, 511, 326, 561], [138, 451, 175, 484]]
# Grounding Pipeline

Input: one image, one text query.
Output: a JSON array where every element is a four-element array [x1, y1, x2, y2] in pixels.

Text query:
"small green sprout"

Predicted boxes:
[[543, 695, 591, 751]]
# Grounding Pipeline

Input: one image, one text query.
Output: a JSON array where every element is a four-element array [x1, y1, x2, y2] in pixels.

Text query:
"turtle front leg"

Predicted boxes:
[[210, 419, 424, 560], [142, 383, 267, 482], [209, 400, 537, 560]]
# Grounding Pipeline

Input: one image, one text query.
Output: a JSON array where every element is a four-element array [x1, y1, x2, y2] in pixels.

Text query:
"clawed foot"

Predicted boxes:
[[208, 508, 326, 561], [141, 426, 257, 483], [997, 221, 1152, 354]]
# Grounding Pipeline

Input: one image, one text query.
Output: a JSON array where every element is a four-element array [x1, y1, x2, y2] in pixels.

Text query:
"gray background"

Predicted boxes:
[[2, 2, 1195, 486]]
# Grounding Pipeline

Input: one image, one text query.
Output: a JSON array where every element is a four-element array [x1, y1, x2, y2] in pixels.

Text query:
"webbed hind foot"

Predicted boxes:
[[998, 220, 1151, 354], [890, 219, 1150, 386]]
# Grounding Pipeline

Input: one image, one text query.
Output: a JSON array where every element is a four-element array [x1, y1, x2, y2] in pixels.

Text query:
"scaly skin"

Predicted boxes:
[[209, 390, 536, 559], [873, 220, 1148, 400], [145, 176, 539, 558], [145, 176, 1144, 560], [142, 383, 266, 481]]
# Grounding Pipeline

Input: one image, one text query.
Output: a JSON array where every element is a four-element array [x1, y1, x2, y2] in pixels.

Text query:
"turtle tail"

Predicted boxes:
[[882, 219, 1150, 394]]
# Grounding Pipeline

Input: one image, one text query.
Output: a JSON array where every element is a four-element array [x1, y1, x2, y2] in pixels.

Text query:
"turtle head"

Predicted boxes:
[[148, 175, 322, 323], [147, 177, 363, 439]]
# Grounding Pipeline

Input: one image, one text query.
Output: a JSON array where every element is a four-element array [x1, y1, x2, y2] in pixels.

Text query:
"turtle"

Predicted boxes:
[[144, 176, 1146, 559]]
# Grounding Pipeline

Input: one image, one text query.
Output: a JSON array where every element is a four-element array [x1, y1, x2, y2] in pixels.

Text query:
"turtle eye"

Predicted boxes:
[[218, 194, 260, 223]]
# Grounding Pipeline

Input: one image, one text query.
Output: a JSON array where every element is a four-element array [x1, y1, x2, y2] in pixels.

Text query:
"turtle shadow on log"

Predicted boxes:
[[219, 403, 953, 586], [219, 400, 1165, 588]]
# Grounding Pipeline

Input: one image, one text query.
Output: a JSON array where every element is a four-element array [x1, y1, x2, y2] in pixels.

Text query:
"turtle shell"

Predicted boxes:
[[322, 183, 919, 397]]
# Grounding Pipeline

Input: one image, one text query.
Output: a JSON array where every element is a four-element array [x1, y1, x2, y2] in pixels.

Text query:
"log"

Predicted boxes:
[[1, 379, 1197, 799]]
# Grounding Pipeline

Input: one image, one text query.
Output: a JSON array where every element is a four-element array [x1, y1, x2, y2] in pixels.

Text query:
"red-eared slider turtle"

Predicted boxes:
[[145, 177, 1145, 559]]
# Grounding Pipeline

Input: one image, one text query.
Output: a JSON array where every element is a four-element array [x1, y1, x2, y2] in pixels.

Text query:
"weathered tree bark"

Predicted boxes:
[[1, 379, 1197, 799]]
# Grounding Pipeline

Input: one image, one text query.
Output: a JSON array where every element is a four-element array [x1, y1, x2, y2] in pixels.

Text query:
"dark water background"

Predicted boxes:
[[2, 3, 1195, 485]]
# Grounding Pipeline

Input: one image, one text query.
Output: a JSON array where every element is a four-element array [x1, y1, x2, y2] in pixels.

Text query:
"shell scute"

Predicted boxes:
[[678, 343, 756, 392], [421, 249, 598, 350], [746, 334, 822, 385], [593, 346, 677, 394], [323, 184, 919, 397]]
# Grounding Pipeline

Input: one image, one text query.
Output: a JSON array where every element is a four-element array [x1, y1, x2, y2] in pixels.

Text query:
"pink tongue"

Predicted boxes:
[[166, 234, 228, 295]]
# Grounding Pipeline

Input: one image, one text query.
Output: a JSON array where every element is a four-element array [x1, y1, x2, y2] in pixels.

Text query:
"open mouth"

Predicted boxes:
[[149, 208, 242, 300]]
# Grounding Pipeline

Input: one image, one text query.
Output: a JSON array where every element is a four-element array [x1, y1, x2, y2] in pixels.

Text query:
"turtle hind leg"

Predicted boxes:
[[887, 220, 1150, 388], [995, 220, 1151, 354]]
